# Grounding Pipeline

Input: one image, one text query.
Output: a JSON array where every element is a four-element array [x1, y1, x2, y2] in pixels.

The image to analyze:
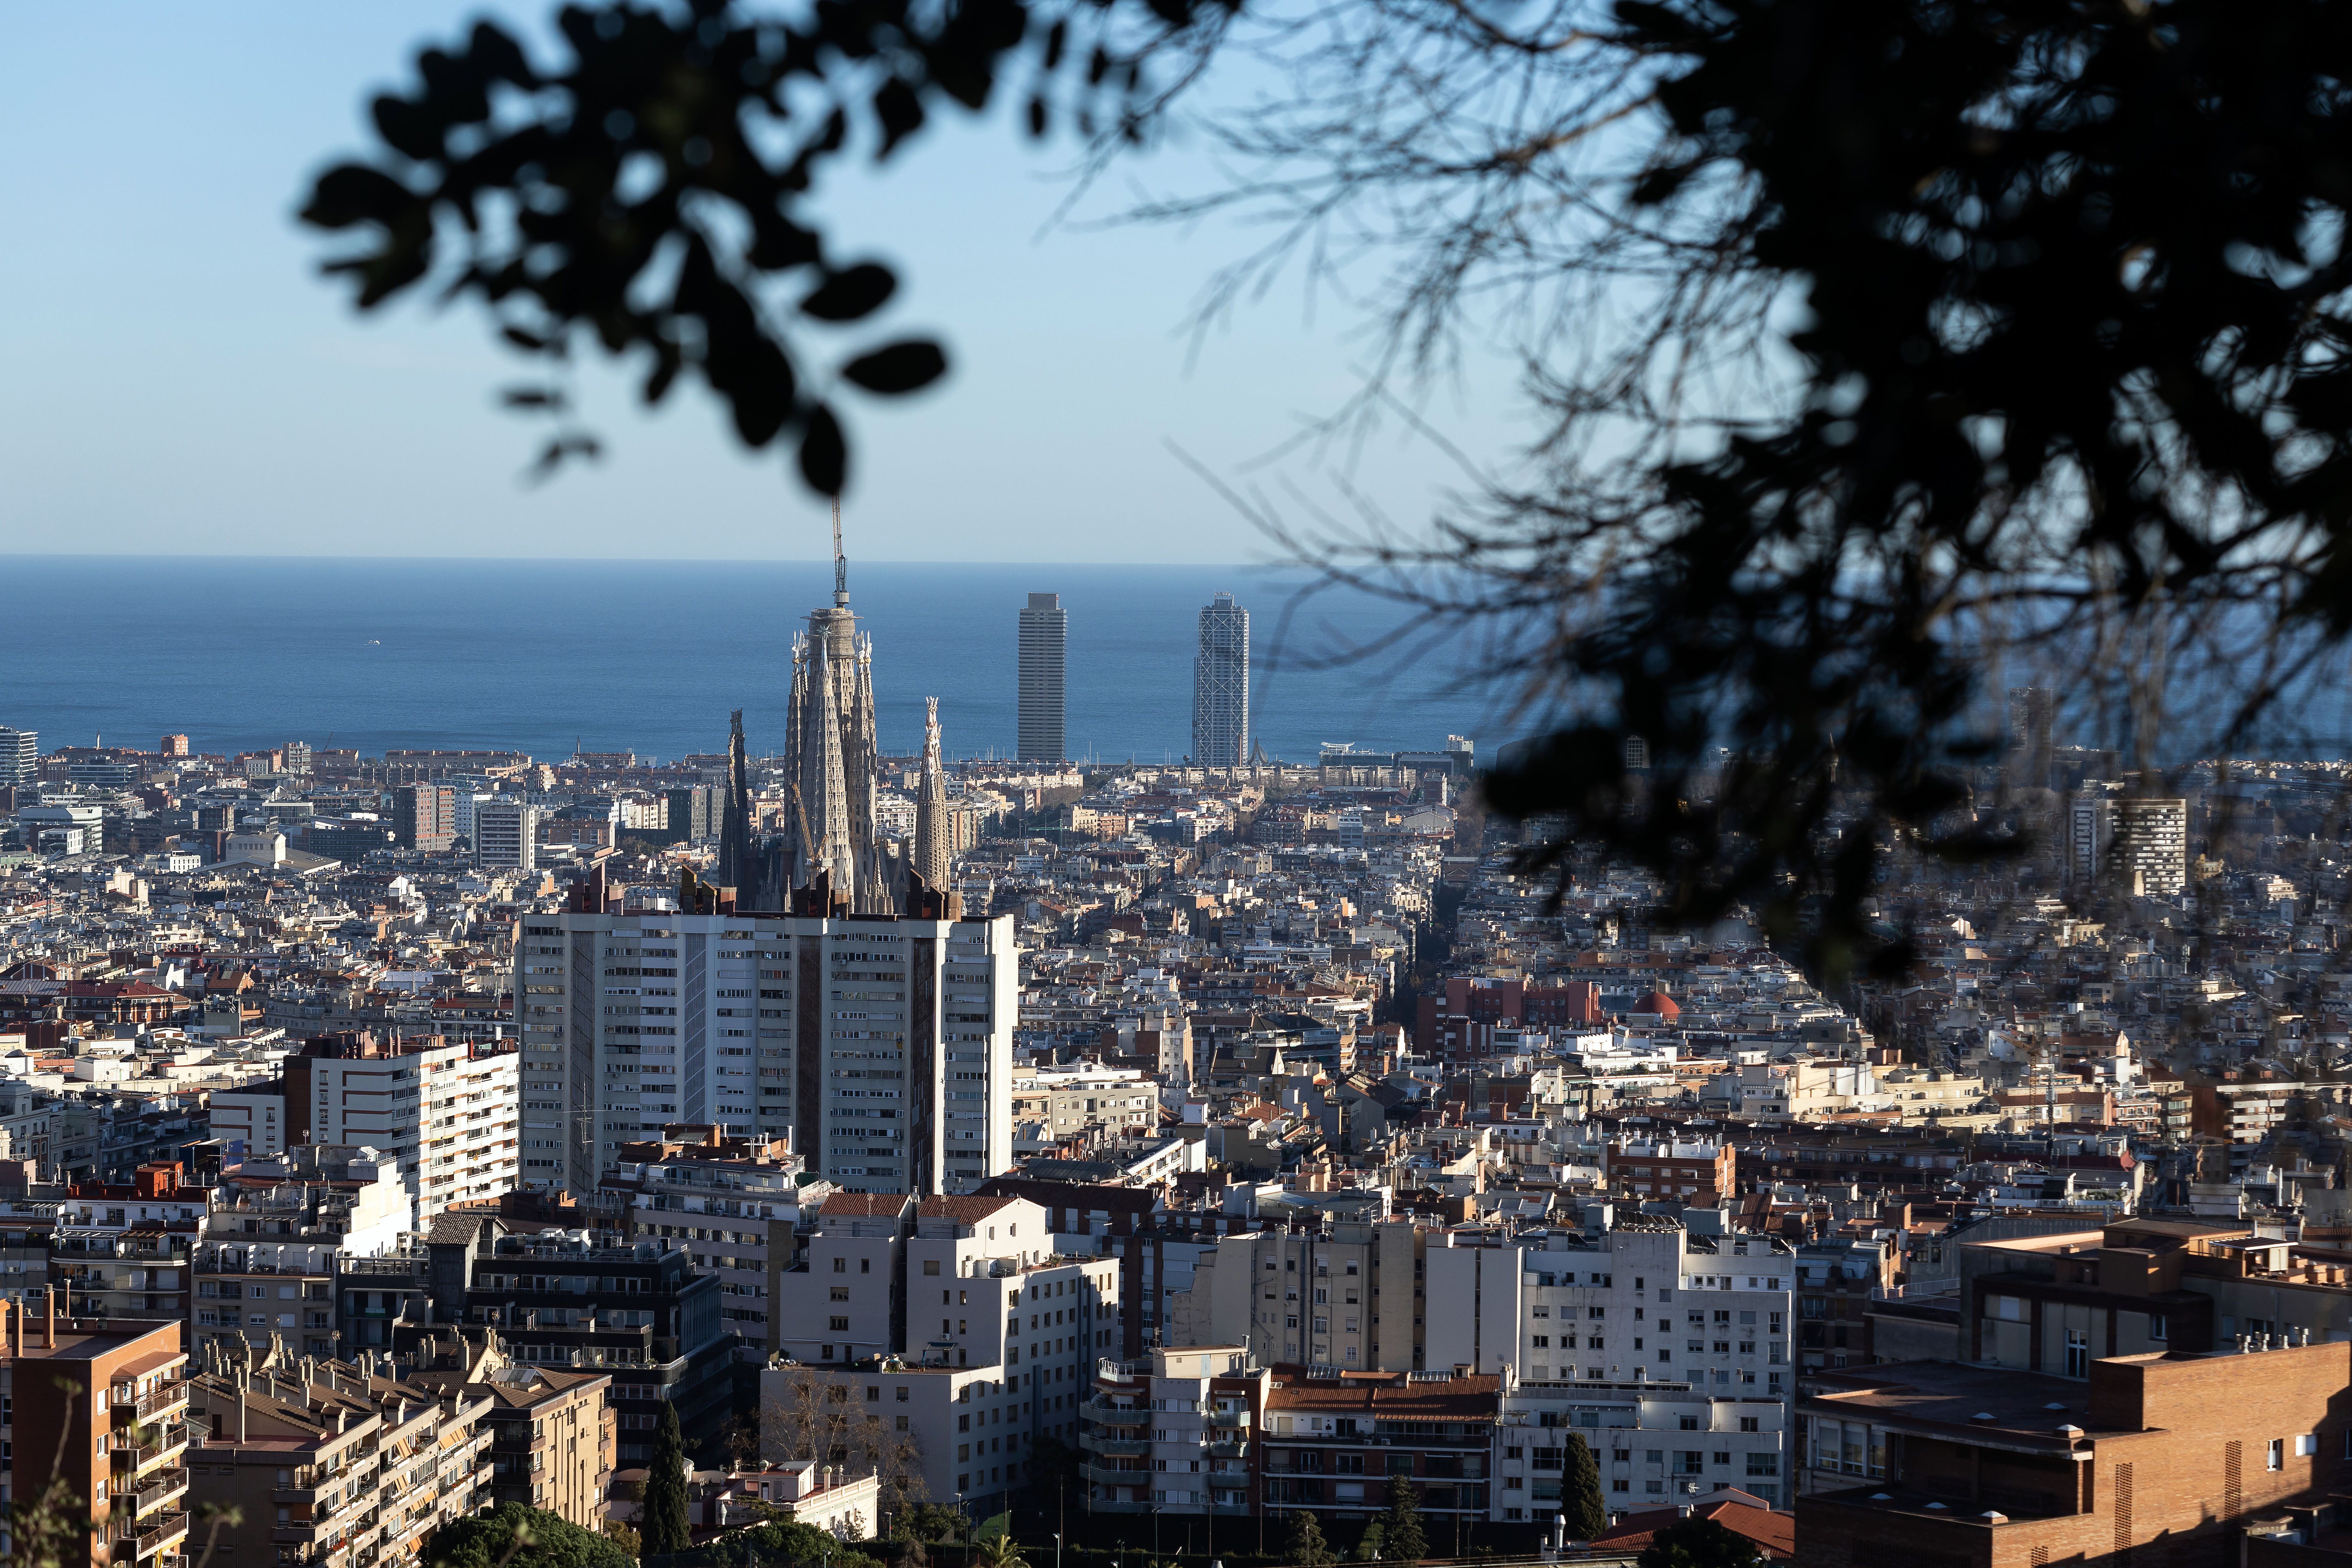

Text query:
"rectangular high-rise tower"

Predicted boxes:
[[1017, 592, 1067, 762], [514, 903, 1017, 1196], [0, 727, 37, 786], [1192, 590, 1249, 767]]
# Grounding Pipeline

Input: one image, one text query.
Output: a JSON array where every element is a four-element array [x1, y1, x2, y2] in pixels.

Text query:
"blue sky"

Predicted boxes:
[[0, 5, 1517, 565]]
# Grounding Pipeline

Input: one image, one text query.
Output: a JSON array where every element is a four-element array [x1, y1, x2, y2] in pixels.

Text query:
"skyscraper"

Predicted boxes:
[[518, 881, 1018, 1194], [1192, 591, 1250, 767], [1017, 591, 1067, 762], [0, 727, 36, 786], [392, 782, 456, 851], [780, 506, 894, 913]]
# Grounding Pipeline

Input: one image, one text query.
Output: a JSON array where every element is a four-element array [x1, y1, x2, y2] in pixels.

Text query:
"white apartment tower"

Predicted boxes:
[[0, 727, 36, 786], [516, 900, 1018, 1196], [475, 799, 539, 870], [1192, 592, 1249, 767], [1017, 592, 1067, 763], [281, 1037, 520, 1224]]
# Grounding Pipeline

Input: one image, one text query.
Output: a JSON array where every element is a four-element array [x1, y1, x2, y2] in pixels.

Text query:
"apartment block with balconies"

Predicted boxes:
[[183, 1357, 496, 1568]]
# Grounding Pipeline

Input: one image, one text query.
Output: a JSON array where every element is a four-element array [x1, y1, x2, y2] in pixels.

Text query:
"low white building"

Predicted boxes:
[[717, 1460, 881, 1536]]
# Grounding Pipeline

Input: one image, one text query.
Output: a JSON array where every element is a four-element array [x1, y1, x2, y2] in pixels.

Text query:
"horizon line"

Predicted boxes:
[[0, 550, 1314, 571]]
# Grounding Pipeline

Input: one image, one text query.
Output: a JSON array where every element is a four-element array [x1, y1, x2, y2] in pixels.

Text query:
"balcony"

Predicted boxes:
[[132, 1511, 190, 1559], [1082, 1462, 1151, 1486], [1209, 1409, 1250, 1429], [112, 1422, 190, 1472], [115, 1467, 190, 1513], [1207, 1438, 1249, 1460], [112, 1382, 189, 1422], [1078, 1433, 1150, 1457]]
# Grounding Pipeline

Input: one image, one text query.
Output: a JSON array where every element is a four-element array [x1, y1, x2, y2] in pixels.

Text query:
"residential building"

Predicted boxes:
[[1018, 592, 1067, 763], [1177, 1219, 1436, 1372], [183, 1355, 496, 1568], [760, 1355, 1014, 1522], [392, 784, 456, 852], [469, 1364, 616, 1528], [474, 800, 538, 870], [1422, 1218, 1795, 1398], [714, 1460, 880, 1535], [281, 1034, 519, 1223], [603, 1126, 803, 1344], [421, 1216, 733, 1463], [1084, 1343, 1264, 1518], [1259, 1360, 1498, 1549], [1497, 1374, 1789, 1520], [0, 728, 36, 787], [1192, 592, 1249, 768], [1, 1307, 188, 1568], [193, 1144, 412, 1360], [49, 1161, 203, 1325], [1606, 1138, 1735, 1207], [1008, 1062, 1158, 1152], [517, 899, 1017, 1197]]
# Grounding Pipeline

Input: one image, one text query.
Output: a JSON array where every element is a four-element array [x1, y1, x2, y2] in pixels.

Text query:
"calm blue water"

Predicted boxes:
[[0, 557, 1519, 765]]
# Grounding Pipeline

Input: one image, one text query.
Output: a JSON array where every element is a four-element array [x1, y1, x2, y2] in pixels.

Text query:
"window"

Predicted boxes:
[[2148, 1314, 2167, 1342], [1745, 1454, 1778, 1477], [2269, 1439, 2284, 1471], [829, 1317, 849, 1332], [2065, 1328, 2089, 1380], [2296, 1434, 2319, 1457], [832, 1258, 846, 1274], [924, 1260, 940, 1276], [1739, 1417, 1759, 1433]]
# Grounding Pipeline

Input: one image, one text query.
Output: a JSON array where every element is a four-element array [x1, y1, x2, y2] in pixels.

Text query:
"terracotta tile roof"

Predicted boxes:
[[818, 1192, 910, 1219], [1261, 1364, 1500, 1418], [915, 1195, 1019, 1223], [1589, 1492, 1794, 1560]]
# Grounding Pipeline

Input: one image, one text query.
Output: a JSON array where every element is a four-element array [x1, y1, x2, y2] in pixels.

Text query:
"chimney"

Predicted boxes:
[[43, 1286, 53, 1349], [236, 1389, 247, 1443]]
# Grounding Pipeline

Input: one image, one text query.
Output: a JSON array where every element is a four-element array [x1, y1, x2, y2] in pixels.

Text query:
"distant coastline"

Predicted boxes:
[[0, 555, 1516, 765]]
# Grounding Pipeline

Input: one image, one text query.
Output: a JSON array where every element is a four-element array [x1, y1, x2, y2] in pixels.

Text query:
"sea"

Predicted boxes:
[[0, 556, 1526, 767]]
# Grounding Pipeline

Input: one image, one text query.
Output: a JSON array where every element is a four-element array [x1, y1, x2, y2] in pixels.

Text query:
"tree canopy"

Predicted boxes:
[[1633, 1516, 1767, 1568], [644, 1399, 693, 1555], [425, 1503, 637, 1568]]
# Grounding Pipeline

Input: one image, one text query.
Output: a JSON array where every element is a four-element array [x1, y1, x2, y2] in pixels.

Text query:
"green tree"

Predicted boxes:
[[1283, 1510, 1336, 1568], [643, 1400, 693, 1556], [1561, 1433, 1608, 1541], [1352, 1520, 1386, 1562], [1634, 1517, 1765, 1568], [973, 1537, 1030, 1568], [426, 1503, 636, 1568], [897, 1503, 967, 1543], [1377, 1476, 1426, 1565]]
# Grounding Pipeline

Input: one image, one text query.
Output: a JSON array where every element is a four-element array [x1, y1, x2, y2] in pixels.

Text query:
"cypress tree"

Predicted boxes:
[[1378, 1474, 1427, 1564], [1561, 1433, 1608, 1541], [1284, 1510, 1336, 1568], [642, 1400, 692, 1556]]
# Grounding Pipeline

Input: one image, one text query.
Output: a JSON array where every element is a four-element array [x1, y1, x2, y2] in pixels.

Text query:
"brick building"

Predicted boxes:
[[1606, 1138, 1735, 1205], [1797, 1342, 2352, 1568], [1259, 1363, 1501, 1551]]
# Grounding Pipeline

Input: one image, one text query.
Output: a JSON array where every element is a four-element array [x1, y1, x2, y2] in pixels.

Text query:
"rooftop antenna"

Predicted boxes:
[[832, 497, 849, 608]]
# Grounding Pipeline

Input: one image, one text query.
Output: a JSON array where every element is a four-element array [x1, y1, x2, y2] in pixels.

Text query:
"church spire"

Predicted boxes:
[[915, 697, 951, 895]]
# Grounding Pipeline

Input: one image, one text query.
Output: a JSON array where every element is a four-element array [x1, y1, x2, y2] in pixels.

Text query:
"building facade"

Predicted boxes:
[[281, 1035, 520, 1223], [517, 904, 1016, 1196], [392, 784, 456, 852], [474, 800, 538, 870], [1192, 592, 1249, 768], [1017, 592, 1067, 763]]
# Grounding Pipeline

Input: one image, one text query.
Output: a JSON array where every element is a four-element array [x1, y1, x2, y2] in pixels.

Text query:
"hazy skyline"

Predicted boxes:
[[0, 6, 1515, 566]]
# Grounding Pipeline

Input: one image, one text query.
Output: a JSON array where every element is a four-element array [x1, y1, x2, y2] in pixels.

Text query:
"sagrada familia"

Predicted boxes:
[[715, 507, 953, 915]]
